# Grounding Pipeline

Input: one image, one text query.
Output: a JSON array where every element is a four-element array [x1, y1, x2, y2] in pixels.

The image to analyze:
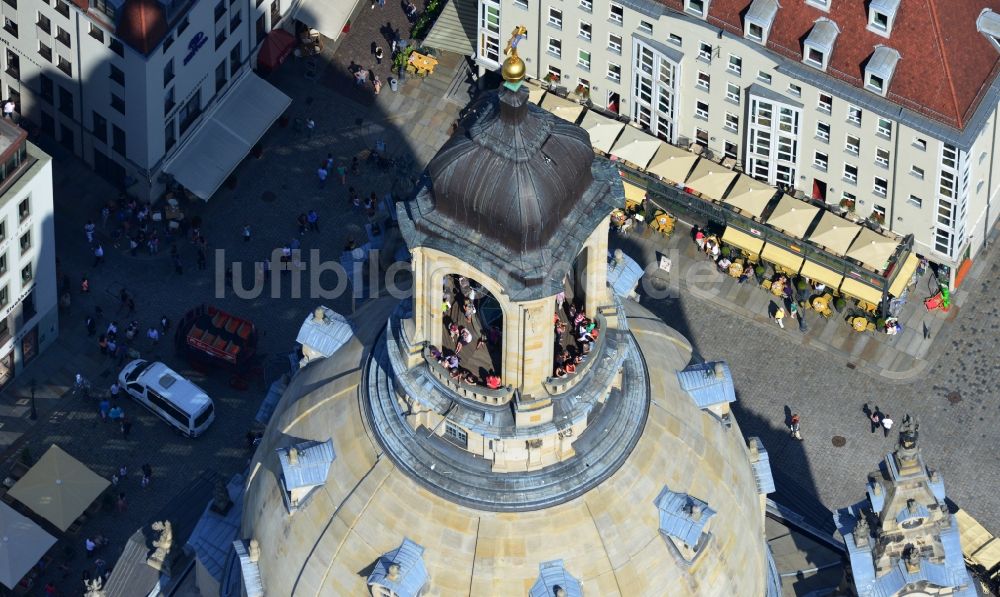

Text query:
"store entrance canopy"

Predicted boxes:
[[296, 0, 354, 40], [164, 71, 291, 200]]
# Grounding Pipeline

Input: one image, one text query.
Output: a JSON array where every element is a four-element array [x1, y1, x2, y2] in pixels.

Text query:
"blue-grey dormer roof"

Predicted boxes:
[[676, 362, 736, 409], [747, 437, 776, 495], [607, 251, 643, 298], [529, 560, 583, 597], [866, 46, 901, 90], [186, 475, 245, 582], [804, 18, 840, 65], [867, 481, 886, 514], [296, 306, 353, 358], [745, 0, 779, 39], [654, 486, 716, 548], [366, 538, 429, 597], [277, 439, 335, 491]]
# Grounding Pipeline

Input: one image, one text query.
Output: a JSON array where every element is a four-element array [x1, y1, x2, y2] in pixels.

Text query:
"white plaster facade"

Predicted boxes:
[[476, 0, 1000, 277], [0, 0, 291, 200]]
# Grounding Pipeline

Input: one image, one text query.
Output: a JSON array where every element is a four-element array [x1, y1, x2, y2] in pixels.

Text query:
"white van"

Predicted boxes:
[[118, 360, 215, 437]]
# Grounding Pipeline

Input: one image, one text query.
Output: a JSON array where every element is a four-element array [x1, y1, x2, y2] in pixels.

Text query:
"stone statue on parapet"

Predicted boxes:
[[83, 577, 106, 597], [146, 520, 174, 572], [898, 414, 919, 450]]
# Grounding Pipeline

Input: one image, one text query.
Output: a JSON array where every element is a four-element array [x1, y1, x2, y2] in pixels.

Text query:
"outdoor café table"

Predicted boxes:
[[851, 316, 868, 332], [770, 280, 785, 297], [408, 52, 438, 76], [728, 261, 743, 278]]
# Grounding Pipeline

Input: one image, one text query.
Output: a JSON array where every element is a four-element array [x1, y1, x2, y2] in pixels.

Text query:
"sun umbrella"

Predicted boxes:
[[722, 175, 776, 218], [645, 142, 699, 183], [8, 445, 110, 531], [525, 81, 546, 105], [684, 159, 738, 200], [807, 211, 861, 256], [610, 125, 661, 169], [580, 110, 625, 154], [539, 93, 585, 123], [766, 195, 820, 239], [0, 502, 56, 589], [846, 227, 899, 271]]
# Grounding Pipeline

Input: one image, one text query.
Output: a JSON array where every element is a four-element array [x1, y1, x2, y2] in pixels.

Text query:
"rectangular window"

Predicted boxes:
[[608, 33, 622, 54], [56, 26, 70, 47], [109, 64, 124, 85], [818, 93, 833, 113], [445, 423, 468, 445], [38, 42, 52, 62], [229, 7, 241, 33], [18, 231, 30, 255], [5, 50, 19, 80], [546, 64, 561, 82], [4, 0, 17, 9], [816, 121, 830, 141], [907, 194, 922, 208], [686, 0, 705, 16], [214, 0, 225, 20], [813, 151, 828, 170], [164, 88, 175, 116], [724, 141, 738, 159], [89, 23, 104, 42], [578, 20, 591, 41], [913, 137, 927, 151], [607, 62, 621, 82], [0, 254, 5, 276], [876, 117, 892, 138], [696, 71, 710, 91], [179, 89, 202, 135], [4, 16, 17, 38], [638, 20, 652, 34], [726, 83, 740, 104], [17, 198, 29, 223], [547, 37, 561, 57], [806, 48, 825, 67], [843, 163, 858, 183], [910, 165, 924, 179], [846, 135, 860, 154], [698, 42, 712, 62], [578, 0, 591, 11], [110, 38, 124, 57], [512, 0, 526, 7], [727, 54, 742, 75], [788, 83, 802, 96], [847, 104, 862, 124], [20, 264, 31, 284], [163, 59, 174, 86], [874, 176, 887, 196], [36, 12, 50, 34], [56, 55, 70, 75], [178, 15, 189, 34], [92, 111, 106, 143], [55, 0, 68, 17], [230, 41, 241, 76], [39, 75, 53, 103], [871, 204, 886, 224], [609, 3, 623, 24], [0, 221, 6, 243], [215, 27, 227, 50], [547, 7, 561, 28], [58, 86, 72, 117], [215, 60, 227, 93], [163, 32, 173, 50], [747, 23, 763, 41], [668, 33, 682, 45], [724, 112, 738, 131], [695, 100, 709, 119], [111, 124, 125, 155], [875, 148, 890, 167], [110, 93, 124, 114], [757, 71, 772, 84], [577, 49, 590, 70], [165, 118, 176, 152]]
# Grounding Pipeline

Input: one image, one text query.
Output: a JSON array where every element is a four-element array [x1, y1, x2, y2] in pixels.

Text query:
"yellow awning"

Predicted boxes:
[[839, 278, 883, 304], [799, 260, 844, 289], [808, 211, 861, 255], [972, 538, 1000, 571], [766, 195, 820, 239], [722, 227, 764, 256], [540, 93, 585, 123], [761, 244, 804, 273], [846, 227, 899, 271], [722, 175, 776, 218], [888, 253, 920, 297], [622, 180, 645, 206]]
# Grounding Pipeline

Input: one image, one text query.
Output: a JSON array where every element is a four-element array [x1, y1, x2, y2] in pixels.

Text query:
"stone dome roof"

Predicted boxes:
[[117, 0, 167, 55], [426, 85, 595, 253], [241, 299, 771, 596]]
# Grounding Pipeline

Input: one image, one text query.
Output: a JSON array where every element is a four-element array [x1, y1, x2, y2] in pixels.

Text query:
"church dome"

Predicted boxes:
[[426, 85, 596, 253]]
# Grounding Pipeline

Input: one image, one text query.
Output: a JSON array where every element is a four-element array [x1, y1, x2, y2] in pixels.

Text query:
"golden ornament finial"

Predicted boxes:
[[502, 26, 528, 85]]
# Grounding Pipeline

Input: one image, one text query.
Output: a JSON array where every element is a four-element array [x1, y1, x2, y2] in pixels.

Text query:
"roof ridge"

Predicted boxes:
[[926, 0, 965, 127]]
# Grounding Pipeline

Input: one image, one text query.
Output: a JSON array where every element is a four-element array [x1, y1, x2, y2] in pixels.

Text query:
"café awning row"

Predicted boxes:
[[723, 175, 776, 219], [799, 260, 844, 289], [580, 110, 625, 154], [847, 227, 898, 272], [888, 253, 920, 297], [295, 0, 353, 40], [808, 211, 861, 256], [622, 180, 646, 207], [685, 159, 737, 201], [540, 93, 585, 123], [610, 125, 661, 169], [722, 227, 764, 257], [839, 277, 883, 304], [646, 142, 699, 183], [761, 243, 804, 273], [766, 195, 819, 239], [164, 71, 291, 200]]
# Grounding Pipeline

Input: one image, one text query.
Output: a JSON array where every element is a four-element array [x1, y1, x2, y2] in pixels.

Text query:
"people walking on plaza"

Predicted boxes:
[[197, 247, 207, 270], [160, 315, 170, 333], [316, 164, 328, 188], [109, 381, 120, 400], [106, 321, 118, 339], [98, 334, 108, 354], [305, 117, 315, 138], [773, 307, 785, 329], [337, 163, 347, 185], [142, 463, 152, 481], [881, 413, 894, 437], [116, 493, 127, 513], [865, 404, 883, 433], [81, 276, 90, 293], [106, 337, 118, 357], [84, 220, 96, 243], [789, 413, 802, 440], [109, 405, 124, 422], [373, 75, 382, 95], [147, 327, 160, 345], [85, 537, 96, 558], [243, 224, 251, 242], [351, 156, 360, 176], [375, 45, 384, 64], [98, 398, 110, 422], [307, 210, 319, 232], [173, 253, 184, 275], [85, 315, 96, 336], [297, 213, 308, 235], [2, 99, 14, 119], [127, 295, 136, 315], [120, 417, 132, 440], [93, 243, 105, 267]]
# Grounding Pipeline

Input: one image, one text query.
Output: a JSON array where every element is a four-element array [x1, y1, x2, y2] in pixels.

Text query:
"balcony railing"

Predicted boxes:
[[423, 346, 514, 406]]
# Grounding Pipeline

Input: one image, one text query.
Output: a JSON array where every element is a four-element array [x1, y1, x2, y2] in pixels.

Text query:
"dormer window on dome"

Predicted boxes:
[[366, 538, 429, 597], [747, 437, 775, 495], [685, 0, 709, 18], [744, 0, 778, 45], [529, 560, 582, 597], [655, 486, 716, 563], [977, 9, 1000, 52], [276, 439, 335, 513], [803, 18, 839, 71], [864, 46, 900, 96], [676, 361, 736, 424], [867, 0, 900, 37]]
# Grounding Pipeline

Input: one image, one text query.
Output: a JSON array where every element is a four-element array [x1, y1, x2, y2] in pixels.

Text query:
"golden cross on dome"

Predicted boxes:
[[502, 26, 528, 85]]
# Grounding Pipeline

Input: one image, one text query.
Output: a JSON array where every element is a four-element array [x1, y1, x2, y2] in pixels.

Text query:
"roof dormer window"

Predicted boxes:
[[655, 486, 716, 563], [977, 9, 1000, 52], [805, 0, 829, 11], [744, 0, 777, 45], [276, 439, 335, 513], [685, 0, 708, 18], [864, 46, 900, 97], [803, 18, 839, 71], [868, 0, 900, 38]]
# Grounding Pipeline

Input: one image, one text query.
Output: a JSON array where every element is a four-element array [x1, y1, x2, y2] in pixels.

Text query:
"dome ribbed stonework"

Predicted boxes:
[[426, 86, 595, 253]]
